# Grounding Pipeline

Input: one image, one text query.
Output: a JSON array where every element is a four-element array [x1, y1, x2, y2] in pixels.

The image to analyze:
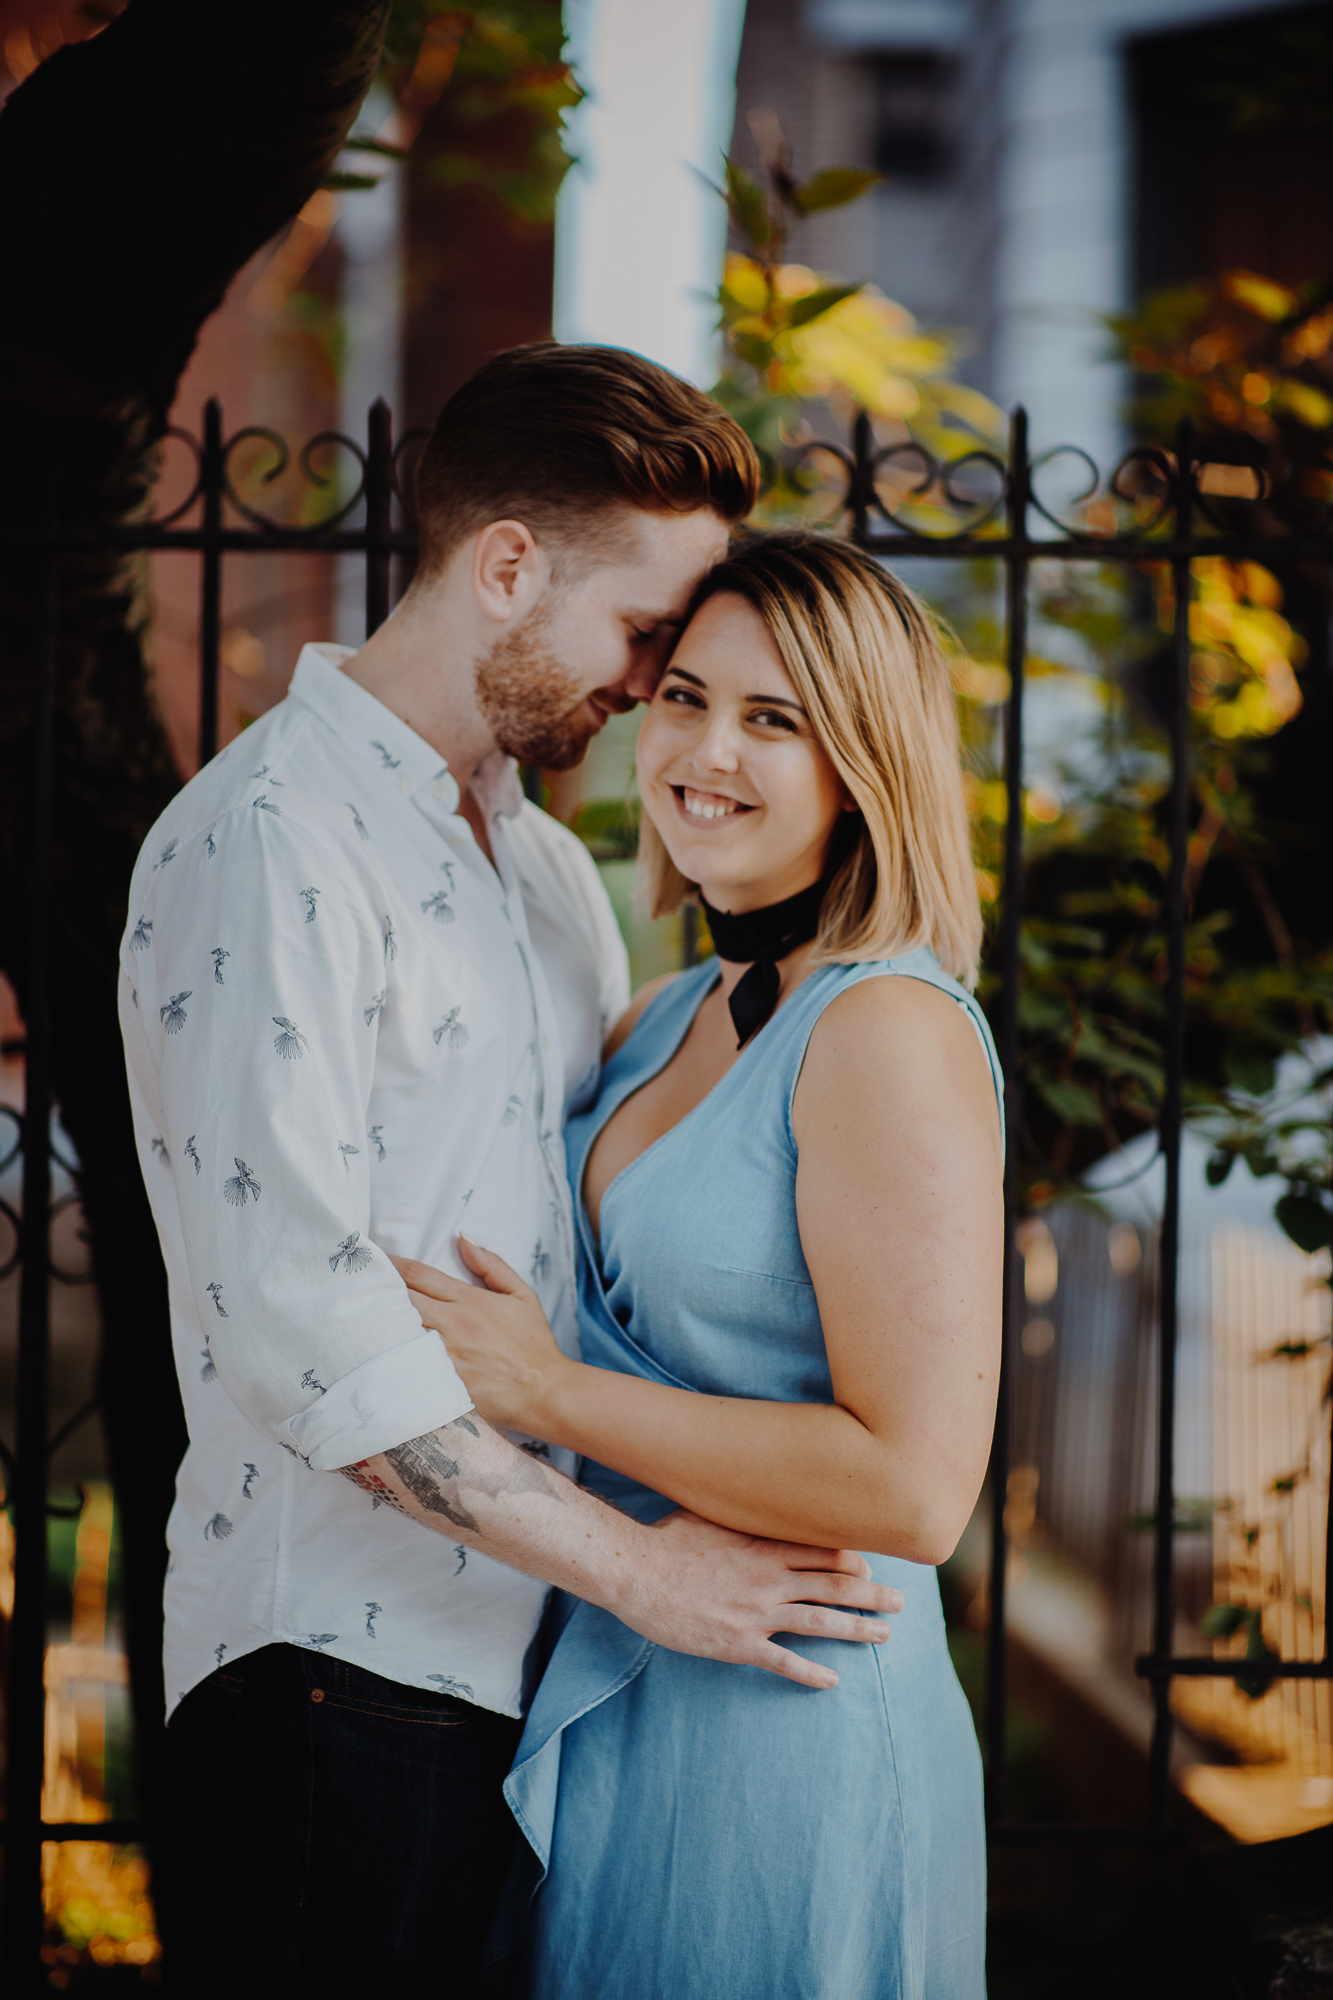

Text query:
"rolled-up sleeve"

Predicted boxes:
[[123, 802, 473, 1467]]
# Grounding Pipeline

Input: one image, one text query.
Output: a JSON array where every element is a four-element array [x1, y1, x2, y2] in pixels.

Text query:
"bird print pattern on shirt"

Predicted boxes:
[[364, 991, 386, 1027], [242, 1464, 260, 1500], [160, 991, 192, 1034], [433, 1008, 468, 1049], [301, 1369, 327, 1396], [273, 1017, 309, 1061], [205, 825, 217, 859], [130, 916, 153, 951], [154, 839, 178, 871], [330, 1232, 373, 1274], [253, 794, 281, 815], [223, 1159, 261, 1207], [204, 1513, 233, 1542], [306, 1634, 338, 1652], [531, 1239, 551, 1283], [370, 741, 401, 770], [121, 642, 614, 1725], [214, 1642, 227, 1668], [420, 891, 455, 925], [426, 1673, 474, 1700], [346, 803, 370, 840], [365, 1602, 381, 1638], [502, 1094, 522, 1128], [151, 1137, 170, 1167]]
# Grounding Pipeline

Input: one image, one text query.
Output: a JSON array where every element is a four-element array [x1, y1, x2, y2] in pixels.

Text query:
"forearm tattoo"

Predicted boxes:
[[340, 1412, 570, 1539], [383, 1429, 481, 1534], [338, 1460, 411, 1517]]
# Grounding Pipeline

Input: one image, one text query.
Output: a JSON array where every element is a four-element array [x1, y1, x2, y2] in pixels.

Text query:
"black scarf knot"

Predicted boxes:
[[701, 878, 828, 1049]]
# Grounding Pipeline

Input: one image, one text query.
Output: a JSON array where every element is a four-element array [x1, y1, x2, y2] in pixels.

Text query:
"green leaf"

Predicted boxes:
[[782, 283, 861, 330], [724, 158, 772, 250], [1028, 1074, 1104, 1129], [729, 328, 775, 372], [793, 167, 883, 216], [1205, 1150, 1235, 1187], [1200, 1602, 1249, 1638], [1224, 1038, 1277, 1097], [1275, 1192, 1332, 1254]]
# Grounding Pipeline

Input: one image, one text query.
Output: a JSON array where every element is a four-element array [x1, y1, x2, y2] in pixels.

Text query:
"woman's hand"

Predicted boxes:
[[391, 1238, 577, 1436]]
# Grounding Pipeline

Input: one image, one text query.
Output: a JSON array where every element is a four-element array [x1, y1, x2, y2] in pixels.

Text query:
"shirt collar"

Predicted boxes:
[[287, 644, 522, 823]]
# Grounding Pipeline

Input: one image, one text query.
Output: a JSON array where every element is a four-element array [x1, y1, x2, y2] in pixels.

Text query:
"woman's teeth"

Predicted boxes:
[[681, 788, 743, 820]]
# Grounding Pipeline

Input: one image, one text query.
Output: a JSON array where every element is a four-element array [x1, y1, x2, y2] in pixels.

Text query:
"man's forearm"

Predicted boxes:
[[338, 1411, 905, 1688], [339, 1413, 649, 1617]]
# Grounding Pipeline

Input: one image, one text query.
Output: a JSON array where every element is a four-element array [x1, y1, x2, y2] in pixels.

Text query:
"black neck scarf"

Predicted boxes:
[[702, 878, 828, 1050]]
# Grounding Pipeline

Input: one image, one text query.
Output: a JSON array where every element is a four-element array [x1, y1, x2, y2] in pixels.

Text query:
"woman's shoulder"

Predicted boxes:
[[796, 954, 1003, 1152]]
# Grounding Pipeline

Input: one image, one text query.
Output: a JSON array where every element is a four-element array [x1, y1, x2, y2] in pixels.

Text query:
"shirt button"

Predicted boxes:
[[310, 1688, 325, 1704], [395, 773, 412, 795]]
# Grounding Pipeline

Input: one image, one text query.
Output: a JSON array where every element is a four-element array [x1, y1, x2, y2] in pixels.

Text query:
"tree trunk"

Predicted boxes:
[[0, 0, 391, 1937]]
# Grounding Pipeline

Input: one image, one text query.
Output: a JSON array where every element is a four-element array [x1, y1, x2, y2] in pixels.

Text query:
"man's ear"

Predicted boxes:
[[471, 519, 546, 625]]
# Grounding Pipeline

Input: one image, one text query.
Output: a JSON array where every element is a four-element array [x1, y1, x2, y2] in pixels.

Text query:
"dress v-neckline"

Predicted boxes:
[[580, 963, 724, 1256]]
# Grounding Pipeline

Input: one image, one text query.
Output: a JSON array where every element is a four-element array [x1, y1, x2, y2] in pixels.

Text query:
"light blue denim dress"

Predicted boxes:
[[503, 949, 999, 2000]]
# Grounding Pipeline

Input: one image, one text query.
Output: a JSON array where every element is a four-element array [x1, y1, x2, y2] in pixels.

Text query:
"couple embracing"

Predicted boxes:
[[121, 343, 1002, 1998]]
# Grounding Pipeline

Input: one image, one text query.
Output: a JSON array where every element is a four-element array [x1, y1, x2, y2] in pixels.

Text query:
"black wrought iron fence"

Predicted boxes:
[[0, 397, 1330, 1986]]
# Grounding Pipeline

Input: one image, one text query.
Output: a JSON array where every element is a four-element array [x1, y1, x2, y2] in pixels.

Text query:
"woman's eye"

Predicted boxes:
[[751, 708, 797, 732], [662, 686, 704, 709]]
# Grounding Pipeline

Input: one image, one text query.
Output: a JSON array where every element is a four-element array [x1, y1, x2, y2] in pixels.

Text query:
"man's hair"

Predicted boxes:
[[413, 343, 760, 575], [639, 532, 985, 990]]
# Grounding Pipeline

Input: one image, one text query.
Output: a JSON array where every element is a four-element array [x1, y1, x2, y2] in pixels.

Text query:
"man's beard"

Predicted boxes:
[[473, 599, 598, 773]]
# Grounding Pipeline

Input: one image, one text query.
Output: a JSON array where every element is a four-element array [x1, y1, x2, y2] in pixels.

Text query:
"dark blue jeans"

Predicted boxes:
[[165, 1642, 524, 1997]]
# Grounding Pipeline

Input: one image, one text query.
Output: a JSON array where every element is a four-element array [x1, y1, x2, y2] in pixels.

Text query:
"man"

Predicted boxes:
[[120, 344, 897, 1993]]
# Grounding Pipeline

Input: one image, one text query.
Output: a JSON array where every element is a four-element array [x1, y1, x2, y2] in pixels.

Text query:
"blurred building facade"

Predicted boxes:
[[729, 0, 1333, 465]]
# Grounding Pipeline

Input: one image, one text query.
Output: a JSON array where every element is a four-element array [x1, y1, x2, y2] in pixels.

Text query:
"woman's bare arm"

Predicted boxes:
[[406, 978, 1002, 1563]]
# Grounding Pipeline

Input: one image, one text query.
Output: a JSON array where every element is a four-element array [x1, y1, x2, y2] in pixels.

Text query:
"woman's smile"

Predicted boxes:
[[674, 785, 754, 823]]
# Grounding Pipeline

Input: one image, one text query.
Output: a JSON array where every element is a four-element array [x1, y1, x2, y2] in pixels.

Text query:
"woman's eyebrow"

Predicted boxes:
[[664, 665, 707, 687], [745, 692, 805, 711]]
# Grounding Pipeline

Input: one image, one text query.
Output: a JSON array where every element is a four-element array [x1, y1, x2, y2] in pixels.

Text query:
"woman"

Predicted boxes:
[[405, 533, 1003, 1998]]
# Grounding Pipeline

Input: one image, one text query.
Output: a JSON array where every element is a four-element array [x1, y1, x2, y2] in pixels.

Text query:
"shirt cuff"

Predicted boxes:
[[280, 1330, 476, 1470]]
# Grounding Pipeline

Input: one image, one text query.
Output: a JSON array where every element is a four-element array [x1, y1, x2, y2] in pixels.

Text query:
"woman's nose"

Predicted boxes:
[[695, 716, 742, 772]]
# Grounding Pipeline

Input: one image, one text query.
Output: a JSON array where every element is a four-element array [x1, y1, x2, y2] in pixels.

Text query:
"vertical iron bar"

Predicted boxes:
[[366, 397, 393, 638], [198, 398, 223, 769], [986, 406, 1030, 1822], [2, 474, 59, 1989], [850, 410, 873, 544], [1149, 424, 1195, 1825]]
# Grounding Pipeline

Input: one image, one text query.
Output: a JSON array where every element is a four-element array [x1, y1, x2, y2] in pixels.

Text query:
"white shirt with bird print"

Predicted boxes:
[[119, 643, 629, 1719]]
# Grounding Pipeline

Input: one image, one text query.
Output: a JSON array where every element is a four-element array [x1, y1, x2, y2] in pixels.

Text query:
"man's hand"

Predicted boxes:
[[340, 1413, 903, 1690], [624, 1507, 903, 1688]]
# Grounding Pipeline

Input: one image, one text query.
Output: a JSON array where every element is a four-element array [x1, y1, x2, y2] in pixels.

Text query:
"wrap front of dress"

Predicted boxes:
[[498, 950, 999, 1999]]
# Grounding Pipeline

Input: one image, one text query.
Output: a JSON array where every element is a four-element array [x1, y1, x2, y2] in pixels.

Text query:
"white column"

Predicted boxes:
[[336, 85, 405, 646], [555, 0, 749, 387]]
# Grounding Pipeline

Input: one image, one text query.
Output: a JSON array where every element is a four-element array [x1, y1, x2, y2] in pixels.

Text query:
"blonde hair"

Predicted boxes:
[[638, 531, 983, 989]]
